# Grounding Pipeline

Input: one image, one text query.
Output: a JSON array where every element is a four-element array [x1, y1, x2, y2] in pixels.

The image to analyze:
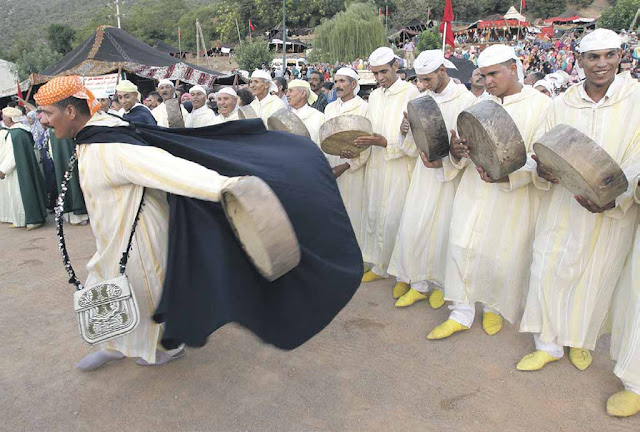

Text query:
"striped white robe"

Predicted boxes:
[[291, 105, 325, 146], [388, 81, 476, 287], [250, 93, 285, 127], [444, 86, 552, 323], [521, 74, 640, 349], [324, 96, 369, 248], [361, 78, 420, 274], [0, 126, 26, 226], [76, 113, 238, 363]]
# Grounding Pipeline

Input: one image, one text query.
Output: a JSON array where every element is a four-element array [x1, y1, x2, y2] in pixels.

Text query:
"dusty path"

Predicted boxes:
[[1, 220, 638, 431]]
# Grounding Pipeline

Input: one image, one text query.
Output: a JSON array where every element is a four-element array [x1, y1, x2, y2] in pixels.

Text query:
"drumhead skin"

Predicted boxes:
[[238, 105, 259, 119], [533, 124, 628, 208], [221, 176, 301, 282], [457, 100, 527, 180], [267, 108, 311, 137], [319, 115, 372, 156], [407, 95, 450, 162]]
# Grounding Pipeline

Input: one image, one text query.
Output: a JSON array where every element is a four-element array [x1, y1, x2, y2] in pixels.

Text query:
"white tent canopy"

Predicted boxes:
[[503, 6, 526, 22], [0, 60, 30, 98]]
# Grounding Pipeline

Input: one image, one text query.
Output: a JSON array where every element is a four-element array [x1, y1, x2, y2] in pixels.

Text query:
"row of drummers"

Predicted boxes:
[[250, 41, 640, 417]]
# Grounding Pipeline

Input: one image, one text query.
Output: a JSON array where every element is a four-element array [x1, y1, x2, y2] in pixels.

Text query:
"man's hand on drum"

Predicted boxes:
[[340, 150, 357, 159], [575, 195, 616, 213], [531, 154, 559, 184], [332, 163, 350, 179], [420, 151, 443, 168], [476, 166, 508, 183], [449, 130, 469, 160], [354, 133, 387, 148], [400, 112, 410, 136]]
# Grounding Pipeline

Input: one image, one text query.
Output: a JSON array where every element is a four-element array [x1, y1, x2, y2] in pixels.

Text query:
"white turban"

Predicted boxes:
[[533, 80, 555, 96], [189, 85, 207, 95], [477, 44, 524, 82], [2, 107, 23, 120], [158, 79, 174, 87], [368, 47, 396, 67], [414, 50, 457, 75], [217, 87, 237, 98], [116, 79, 141, 101], [578, 29, 622, 53], [335, 67, 361, 96], [288, 79, 318, 104], [251, 69, 272, 82]]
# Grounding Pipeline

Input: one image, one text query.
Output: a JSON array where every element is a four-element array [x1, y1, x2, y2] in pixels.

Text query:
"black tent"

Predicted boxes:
[[153, 40, 182, 55], [31, 26, 243, 86]]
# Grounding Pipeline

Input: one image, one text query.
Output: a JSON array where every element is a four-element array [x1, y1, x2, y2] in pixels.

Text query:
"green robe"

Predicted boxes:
[[49, 130, 87, 216], [8, 127, 47, 225]]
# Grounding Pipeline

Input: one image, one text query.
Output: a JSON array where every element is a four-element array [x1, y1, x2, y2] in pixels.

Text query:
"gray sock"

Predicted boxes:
[[136, 349, 186, 366], [76, 349, 125, 371]]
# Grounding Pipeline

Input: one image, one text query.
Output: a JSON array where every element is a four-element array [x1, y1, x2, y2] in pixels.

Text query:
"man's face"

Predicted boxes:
[[98, 98, 111, 112], [117, 91, 137, 112], [371, 61, 398, 89], [276, 83, 285, 97], [158, 84, 175, 101], [471, 69, 485, 88], [523, 73, 538, 86], [190, 91, 206, 109], [309, 74, 323, 92], [578, 49, 621, 89], [619, 62, 632, 73], [534, 85, 551, 97], [216, 94, 237, 116], [39, 104, 74, 139], [334, 75, 356, 101], [479, 62, 517, 98], [286, 87, 307, 109], [417, 69, 445, 93], [249, 78, 269, 99]]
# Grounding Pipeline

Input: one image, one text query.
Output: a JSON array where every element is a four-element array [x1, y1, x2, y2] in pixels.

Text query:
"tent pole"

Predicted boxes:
[[25, 85, 33, 103], [517, 3, 523, 41], [442, 22, 447, 54]]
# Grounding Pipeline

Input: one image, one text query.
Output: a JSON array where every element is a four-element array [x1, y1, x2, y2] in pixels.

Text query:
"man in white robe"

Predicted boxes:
[[185, 85, 217, 128], [151, 79, 188, 127], [0, 107, 28, 226], [249, 70, 285, 127], [388, 51, 476, 310], [608, 187, 640, 417], [324, 67, 369, 248], [427, 45, 552, 340], [286, 80, 324, 146], [518, 29, 640, 372], [212, 87, 239, 124], [356, 47, 420, 299], [35, 76, 243, 370]]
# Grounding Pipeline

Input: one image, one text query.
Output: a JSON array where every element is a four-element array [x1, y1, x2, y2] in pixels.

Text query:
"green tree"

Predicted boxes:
[[599, 0, 640, 30], [15, 45, 62, 79], [310, 2, 386, 63], [416, 28, 441, 51], [235, 39, 273, 71], [526, 0, 566, 19], [47, 24, 76, 55]]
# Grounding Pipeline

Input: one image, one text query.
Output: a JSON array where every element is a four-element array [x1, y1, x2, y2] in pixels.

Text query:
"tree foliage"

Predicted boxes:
[[15, 44, 63, 79], [47, 24, 76, 55], [235, 39, 273, 71], [310, 2, 386, 63], [525, 0, 566, 19], [416, 28, 442, 51], [599, 0, 640, 30]]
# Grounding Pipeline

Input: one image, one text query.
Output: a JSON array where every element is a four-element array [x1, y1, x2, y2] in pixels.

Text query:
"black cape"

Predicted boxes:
[[75, 119, 363, 350], [122, 105, 157, 126]]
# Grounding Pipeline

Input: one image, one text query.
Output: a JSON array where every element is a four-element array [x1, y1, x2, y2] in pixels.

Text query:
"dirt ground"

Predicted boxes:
[[1, 219, 638, 432]]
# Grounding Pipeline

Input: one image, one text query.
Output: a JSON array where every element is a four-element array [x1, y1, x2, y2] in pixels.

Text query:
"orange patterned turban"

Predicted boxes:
[[34, 76, 101, 115]]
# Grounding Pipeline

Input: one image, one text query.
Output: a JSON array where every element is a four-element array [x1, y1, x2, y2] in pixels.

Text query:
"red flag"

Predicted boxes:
[[249, 19, 256, 31], [440, 0, 455, 48], [178, 27, 181, 39], [521, 0, 526, 10], [386, 6, 389, 16], [16, 80, 24, 105], [427, 8, 431, 20]]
